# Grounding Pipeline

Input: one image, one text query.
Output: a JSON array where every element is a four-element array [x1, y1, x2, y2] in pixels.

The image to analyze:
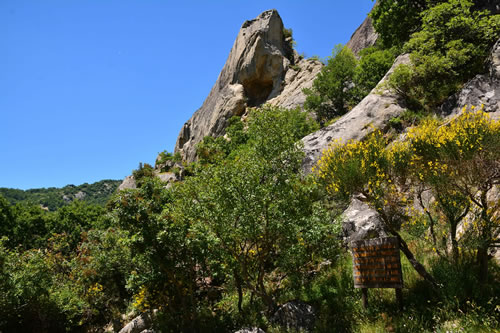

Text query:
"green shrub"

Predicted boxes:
[[387, 0, 500, 108]]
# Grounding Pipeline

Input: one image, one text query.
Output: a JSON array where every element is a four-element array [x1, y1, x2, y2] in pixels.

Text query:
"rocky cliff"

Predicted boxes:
[[345, 16, 378, 57]]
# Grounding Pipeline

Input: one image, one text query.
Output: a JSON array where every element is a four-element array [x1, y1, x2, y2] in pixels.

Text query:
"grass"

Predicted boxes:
[[293, 232, 500, 332]]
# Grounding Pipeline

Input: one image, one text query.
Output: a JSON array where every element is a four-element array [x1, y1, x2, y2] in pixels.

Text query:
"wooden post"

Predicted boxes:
[[395, 288, 403, 310], [361, 288, 368, 308]]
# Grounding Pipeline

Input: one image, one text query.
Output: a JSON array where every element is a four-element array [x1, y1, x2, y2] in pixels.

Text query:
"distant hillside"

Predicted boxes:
[[0, 179, 121, 211]]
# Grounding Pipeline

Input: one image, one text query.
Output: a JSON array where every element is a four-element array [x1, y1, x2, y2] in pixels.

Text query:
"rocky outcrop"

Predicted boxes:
[[301, 54, 410, 173], [175, 10, 292, 162], [440, 38, 500, 120], [346, 16, 378, 57], [118, 175, 137, 191], [174, 10, 327, 163]]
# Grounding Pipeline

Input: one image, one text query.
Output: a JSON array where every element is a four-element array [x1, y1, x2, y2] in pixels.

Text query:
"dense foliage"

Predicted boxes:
[[385, 0, 500, 108], [0, 179, 121, 211], [0, 105, 339, 332], [304, 45, 396, 125]]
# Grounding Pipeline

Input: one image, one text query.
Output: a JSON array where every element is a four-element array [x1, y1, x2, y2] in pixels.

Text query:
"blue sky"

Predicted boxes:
[[1, 0, 374, 190]]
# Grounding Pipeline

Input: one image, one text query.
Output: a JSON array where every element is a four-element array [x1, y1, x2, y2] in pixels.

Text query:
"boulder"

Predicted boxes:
[[74, 191, 86, 200], [118, 312, 153, 333], [342, 198, 388, 243], [301, 54, 410, 173], [440, 38, 500, 120], [271, 300, 316, 332]]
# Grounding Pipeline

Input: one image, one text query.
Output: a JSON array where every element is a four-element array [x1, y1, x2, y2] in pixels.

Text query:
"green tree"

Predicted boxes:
[[304, 45, 358, 124], [370, 0, 432, 49], [314, 131, 438, 286], [406, 108, 500, 282], [353, 46, 397, 100], [108, 178, 204, 330]]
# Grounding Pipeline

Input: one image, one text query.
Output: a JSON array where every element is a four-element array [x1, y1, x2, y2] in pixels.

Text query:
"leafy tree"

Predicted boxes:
[[108, 178, 205, 330], [315, 108, 500, 286], [8, 203, 50, 249], [175, 106, 339, 315], [305, 45, 396, 126], [132, 162, 155, 188], [370, 0, 432, 49], [304, 45, 358, 124], [353, 47, 397, 99], [0, 195, 15, 240], [406, 108, 500, 282], [47, 200, 105, 252]]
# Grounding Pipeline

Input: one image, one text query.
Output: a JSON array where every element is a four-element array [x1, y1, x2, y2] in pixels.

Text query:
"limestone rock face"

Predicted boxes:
[[267, 55, 323, 109], [175, 10, 291, 162], [301, 54, 410, 173], [440, 38, 500, 120], [346, 16, 378, 57]]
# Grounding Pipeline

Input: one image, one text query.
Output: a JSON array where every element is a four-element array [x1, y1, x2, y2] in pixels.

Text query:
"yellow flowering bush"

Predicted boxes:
[[407, 107, 500, 279], [315, 130, 412, 230], [315, 106, 499, 282]]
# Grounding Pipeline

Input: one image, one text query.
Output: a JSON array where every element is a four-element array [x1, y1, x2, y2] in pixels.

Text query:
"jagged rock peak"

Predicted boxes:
[[174, 9, 294, 162]]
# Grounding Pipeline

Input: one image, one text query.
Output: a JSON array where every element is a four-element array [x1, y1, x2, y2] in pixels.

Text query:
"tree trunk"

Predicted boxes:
[[477, 246, 489, 285], [392, 230, 439, 288], [450, 221, 459, 263], [235, 271, 244, 313]]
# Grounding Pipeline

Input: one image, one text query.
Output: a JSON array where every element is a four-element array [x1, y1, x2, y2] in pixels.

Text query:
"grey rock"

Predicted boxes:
[[74, 191, 86, 200], [267, 55, 323, 110], [440, 38, 500, 120], [301, 54, 410, 173], [271, 300, 316, 332], [118, 175, 137, 191], [118, 312, 153, 333], [346, 15, 378, 57], [174, 10, 290, 162], [233, 328, 265, 333], [342, 198, 388, 243]]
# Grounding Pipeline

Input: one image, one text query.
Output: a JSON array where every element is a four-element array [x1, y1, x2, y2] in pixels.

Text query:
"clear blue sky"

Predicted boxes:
[[1, 0, 374, 190]]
